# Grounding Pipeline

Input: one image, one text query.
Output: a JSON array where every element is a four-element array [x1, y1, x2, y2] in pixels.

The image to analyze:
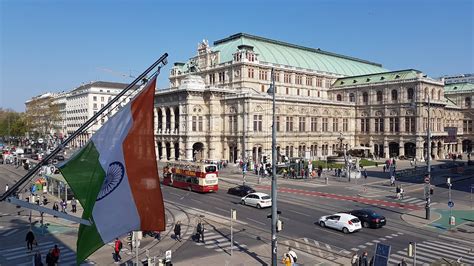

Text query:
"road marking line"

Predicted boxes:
[[385, 235, 392, 239], [2, 228, 19, 237], [246, 217, 265, 226], [438, 234, 474, 246], [190, 199, 202, 204], [351, 248, 359, 251], [358, 245, 366, 249], [391, 233, 398, 236], [430, 240, 473, 251], [213, 206, 227, 213], [294, 242, 300, 248], [379, 238, 386, 241], [287, 209, 311, 217], [366, 242, 374, 246], [372, 240, 380, 243], [169, 192, 183, 197]]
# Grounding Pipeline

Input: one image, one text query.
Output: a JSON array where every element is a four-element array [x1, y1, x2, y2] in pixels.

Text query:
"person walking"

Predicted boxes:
[[45, 249, 55, 266], [351, 253, 359, 266], [34, 251, 43, 266], [398, 258, 408, 266], [390, 175, 395, 187], [5, 183, 8, 192], [71, 197, 77, 213], [52, 202, 59, 218], [196, 220, 205, 243], [174, 221, 182, 241], [51, 244, 60, 264], [399, 186, 404, 200], [25, 230, 36, 252], [359, 251, 369, 266], [363, 169, 368, 180], [60, 199, 67, 213], [382, 165, 386, 173], [114, 237, 122, 262]]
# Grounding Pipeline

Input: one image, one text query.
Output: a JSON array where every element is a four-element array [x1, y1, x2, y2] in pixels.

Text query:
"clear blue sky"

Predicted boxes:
[[1, 0, 473, 111]]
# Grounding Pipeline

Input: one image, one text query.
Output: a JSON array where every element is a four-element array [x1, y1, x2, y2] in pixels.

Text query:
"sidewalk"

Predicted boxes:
[[401, 203, 474, 243]]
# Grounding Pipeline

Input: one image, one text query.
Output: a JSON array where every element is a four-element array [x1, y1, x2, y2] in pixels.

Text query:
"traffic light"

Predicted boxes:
[[263, 156, 267, 164]]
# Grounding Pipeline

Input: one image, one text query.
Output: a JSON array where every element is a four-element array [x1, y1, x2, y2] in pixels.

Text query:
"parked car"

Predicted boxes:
[[347, 209, 386, 228], [318, 213, 362, 234], [241, 192, 272, 209], [227, 185, 256, 197]]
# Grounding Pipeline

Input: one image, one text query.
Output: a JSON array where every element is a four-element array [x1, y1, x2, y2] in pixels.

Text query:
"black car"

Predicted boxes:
[[227, 185, 256, 197], [348, 209, 386, 228]]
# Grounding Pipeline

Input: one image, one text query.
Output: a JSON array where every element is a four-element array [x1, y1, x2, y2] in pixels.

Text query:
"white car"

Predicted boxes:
[[241, 192, 272, 209], [318, 213, 362, 234]]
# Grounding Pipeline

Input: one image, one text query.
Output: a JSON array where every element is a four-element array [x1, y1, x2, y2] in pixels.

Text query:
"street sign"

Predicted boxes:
[[38, 138, 44, 144], [373, 243, 391, 266], [448, 201, 454, 208], [424, 176, 430, 183]]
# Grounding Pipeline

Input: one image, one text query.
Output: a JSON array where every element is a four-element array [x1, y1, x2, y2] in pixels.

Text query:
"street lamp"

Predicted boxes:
[[425, 95, 432, 220], [267, 68, 278, 265]]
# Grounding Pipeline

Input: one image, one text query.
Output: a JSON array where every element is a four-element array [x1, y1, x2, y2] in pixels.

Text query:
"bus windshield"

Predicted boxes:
[[205, 165, 217, 173]]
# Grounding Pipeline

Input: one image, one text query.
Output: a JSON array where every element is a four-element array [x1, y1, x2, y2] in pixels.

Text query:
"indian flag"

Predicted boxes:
[[59, 75, 165, 264]]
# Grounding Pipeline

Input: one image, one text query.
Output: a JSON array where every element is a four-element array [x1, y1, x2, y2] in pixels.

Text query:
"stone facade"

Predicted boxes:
[[154, 33, 473, 163]]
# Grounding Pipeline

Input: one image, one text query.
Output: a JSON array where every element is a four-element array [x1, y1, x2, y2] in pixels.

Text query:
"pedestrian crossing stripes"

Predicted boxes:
[[388, 239, 474, 265], [0, 241, 79, 265], [1, 228, 20, 237], [352, 232, 404, 252], [399, 196, 437, 206], [192, 229, 247, 252]]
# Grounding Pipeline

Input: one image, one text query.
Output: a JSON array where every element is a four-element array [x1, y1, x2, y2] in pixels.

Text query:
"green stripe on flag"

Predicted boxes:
[[59, 142, 106, 263]]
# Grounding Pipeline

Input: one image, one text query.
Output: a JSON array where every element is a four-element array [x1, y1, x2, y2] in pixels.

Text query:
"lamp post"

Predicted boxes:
[[426, 95, 431, 220], [267, 68, 278, 265]]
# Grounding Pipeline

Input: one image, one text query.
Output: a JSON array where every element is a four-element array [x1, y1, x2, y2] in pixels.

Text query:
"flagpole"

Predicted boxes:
[[0, 53, 168, 202]]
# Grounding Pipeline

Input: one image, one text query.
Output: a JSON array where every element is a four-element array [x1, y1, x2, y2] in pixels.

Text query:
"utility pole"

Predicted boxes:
[[268, 68, 278, 265], [426, 95, 431, 220]]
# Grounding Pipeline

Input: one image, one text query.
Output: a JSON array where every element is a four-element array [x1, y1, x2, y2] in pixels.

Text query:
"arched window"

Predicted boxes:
[[349, 93, 355, 102], [438, 90, 441, 100], [407, 88, 414, 100], [466, 97, 471, 107], [431, 88, 435, 100], [376, 91, 383, 102], [363, 92, 369, 103], [336, 94, 342, 101], [391, 89, 398, 101], [424, 88, 429, 99]]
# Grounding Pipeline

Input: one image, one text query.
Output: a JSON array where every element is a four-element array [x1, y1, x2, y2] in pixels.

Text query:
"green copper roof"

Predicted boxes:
[[332, 69, 421, 88], [445, 97, 458, 108], [444, 82, 474, 94], [213, 33, 387, 76]]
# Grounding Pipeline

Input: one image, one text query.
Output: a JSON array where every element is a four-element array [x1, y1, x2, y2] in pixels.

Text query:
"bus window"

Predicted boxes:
[[205, 165, 217, 173]]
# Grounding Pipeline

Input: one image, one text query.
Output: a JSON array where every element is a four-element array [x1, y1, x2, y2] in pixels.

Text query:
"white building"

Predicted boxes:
[[442, 74, 474, 84], [65, 81, 137, 147]]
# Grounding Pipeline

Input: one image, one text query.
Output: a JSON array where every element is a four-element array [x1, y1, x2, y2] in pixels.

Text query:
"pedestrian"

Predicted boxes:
[[351, 253, 359, 266], [396, 185, 401, 199], [359, 251, 368, 266], [282, 253, 291, 266], [45, 249, 54, 266], [26, 230, 36, 251], [390, 175, 395, 187], [288, 247, 297, 264], [196, 220, 205, 243], [114, 237, 122, 262], [52, 202, 59, 218], [174, 221, 182, 241], [400, 186, 404, 200], [34, 251, 43, 266], [398, 258, 408, 266], [51, 244, 60, 264], [71, 197, 77, 213], [5, 183, 8, 192], [382, 165, 386, 173], [363, 169, 368, 180], [60, 199, 67, 213]]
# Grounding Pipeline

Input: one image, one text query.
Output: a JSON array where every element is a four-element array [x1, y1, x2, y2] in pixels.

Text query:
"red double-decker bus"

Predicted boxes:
[[162, 161, 218, 192]]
